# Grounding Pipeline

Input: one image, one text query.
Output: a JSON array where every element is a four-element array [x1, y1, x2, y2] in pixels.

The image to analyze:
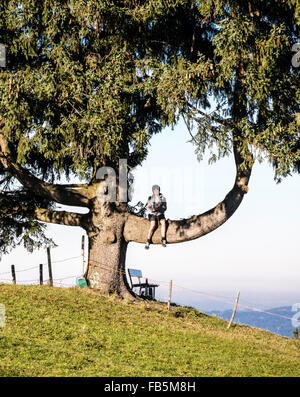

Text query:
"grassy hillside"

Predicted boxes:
[[0, 283, 299, 377]]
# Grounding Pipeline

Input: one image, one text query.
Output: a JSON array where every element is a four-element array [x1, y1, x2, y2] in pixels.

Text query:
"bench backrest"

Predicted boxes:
[[128, 268, 143, 288], [128, 268, 143, 278]]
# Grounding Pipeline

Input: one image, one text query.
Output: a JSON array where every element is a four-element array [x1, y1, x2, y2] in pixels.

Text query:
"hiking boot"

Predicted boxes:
[[161, 238, 167, 247], [145, 239, 151, 249]]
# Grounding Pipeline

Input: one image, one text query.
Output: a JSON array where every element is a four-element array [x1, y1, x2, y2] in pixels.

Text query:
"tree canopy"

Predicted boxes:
[[0, 0, 299, 256]]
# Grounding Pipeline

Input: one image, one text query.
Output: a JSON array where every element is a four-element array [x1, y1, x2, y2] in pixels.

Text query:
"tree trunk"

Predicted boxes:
[[85, 211, 135, 299]]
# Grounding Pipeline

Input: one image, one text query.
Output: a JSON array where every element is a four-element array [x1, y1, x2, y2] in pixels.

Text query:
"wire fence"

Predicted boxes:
[[0, 255, 82, 287], [0, 254, 298, 325]]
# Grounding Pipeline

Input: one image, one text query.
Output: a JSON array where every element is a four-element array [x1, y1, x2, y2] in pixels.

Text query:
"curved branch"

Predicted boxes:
[[53, 183, 89, 188], [34, 208, 83, 226], [0, 134, 90, 207], [123, 140, 253, 244]]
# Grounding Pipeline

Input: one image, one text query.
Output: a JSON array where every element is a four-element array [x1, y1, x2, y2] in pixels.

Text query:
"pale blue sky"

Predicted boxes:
[[0, 121, 299, 311]]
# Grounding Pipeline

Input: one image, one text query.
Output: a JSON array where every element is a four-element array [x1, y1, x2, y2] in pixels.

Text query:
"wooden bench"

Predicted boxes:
[[127, 268, 159, 299]]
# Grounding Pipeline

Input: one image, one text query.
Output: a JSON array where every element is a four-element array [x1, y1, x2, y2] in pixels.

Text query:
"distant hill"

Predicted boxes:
[[208, 306, 298, 338]]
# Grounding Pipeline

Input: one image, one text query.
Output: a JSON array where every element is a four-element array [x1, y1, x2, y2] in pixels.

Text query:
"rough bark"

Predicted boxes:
[[83, 201, 135, 299]]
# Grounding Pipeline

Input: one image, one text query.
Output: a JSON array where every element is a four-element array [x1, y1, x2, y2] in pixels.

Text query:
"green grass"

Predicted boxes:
[[0, 283, 299, 377]]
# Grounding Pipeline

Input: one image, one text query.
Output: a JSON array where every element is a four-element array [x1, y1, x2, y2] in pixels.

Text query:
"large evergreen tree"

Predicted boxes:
[[0, 0, 299, 297]]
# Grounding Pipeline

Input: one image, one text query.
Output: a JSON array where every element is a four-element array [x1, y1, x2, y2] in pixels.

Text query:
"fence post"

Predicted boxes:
[[81, 235, 85, 276], [227, 291, 240, 329], [39, 264, 43, 285], [167, 280, 173, 311], [11, 265, 16, 285], [47, 247, 53, 286]]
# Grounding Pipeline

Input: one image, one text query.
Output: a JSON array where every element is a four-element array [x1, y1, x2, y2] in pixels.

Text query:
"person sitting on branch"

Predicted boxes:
[[145, 185, 167, 249]]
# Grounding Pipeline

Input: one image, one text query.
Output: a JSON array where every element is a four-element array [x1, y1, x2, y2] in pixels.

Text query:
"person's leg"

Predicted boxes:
[[160, 218, 167, 247], [159, 218, 166, 239], [147, 220, 156, 240], [145, 219, 156, 249]]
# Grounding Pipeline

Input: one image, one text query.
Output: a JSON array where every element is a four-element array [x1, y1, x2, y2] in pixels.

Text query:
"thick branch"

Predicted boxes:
[[123, 140, 253, 244], [53, 183, 89, 188], [34, 208, 83, 226], [0, 134, 90, 207]]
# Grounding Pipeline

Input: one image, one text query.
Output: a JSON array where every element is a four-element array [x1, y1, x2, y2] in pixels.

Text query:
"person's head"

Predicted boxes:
[[152, 184, 160, 196]]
